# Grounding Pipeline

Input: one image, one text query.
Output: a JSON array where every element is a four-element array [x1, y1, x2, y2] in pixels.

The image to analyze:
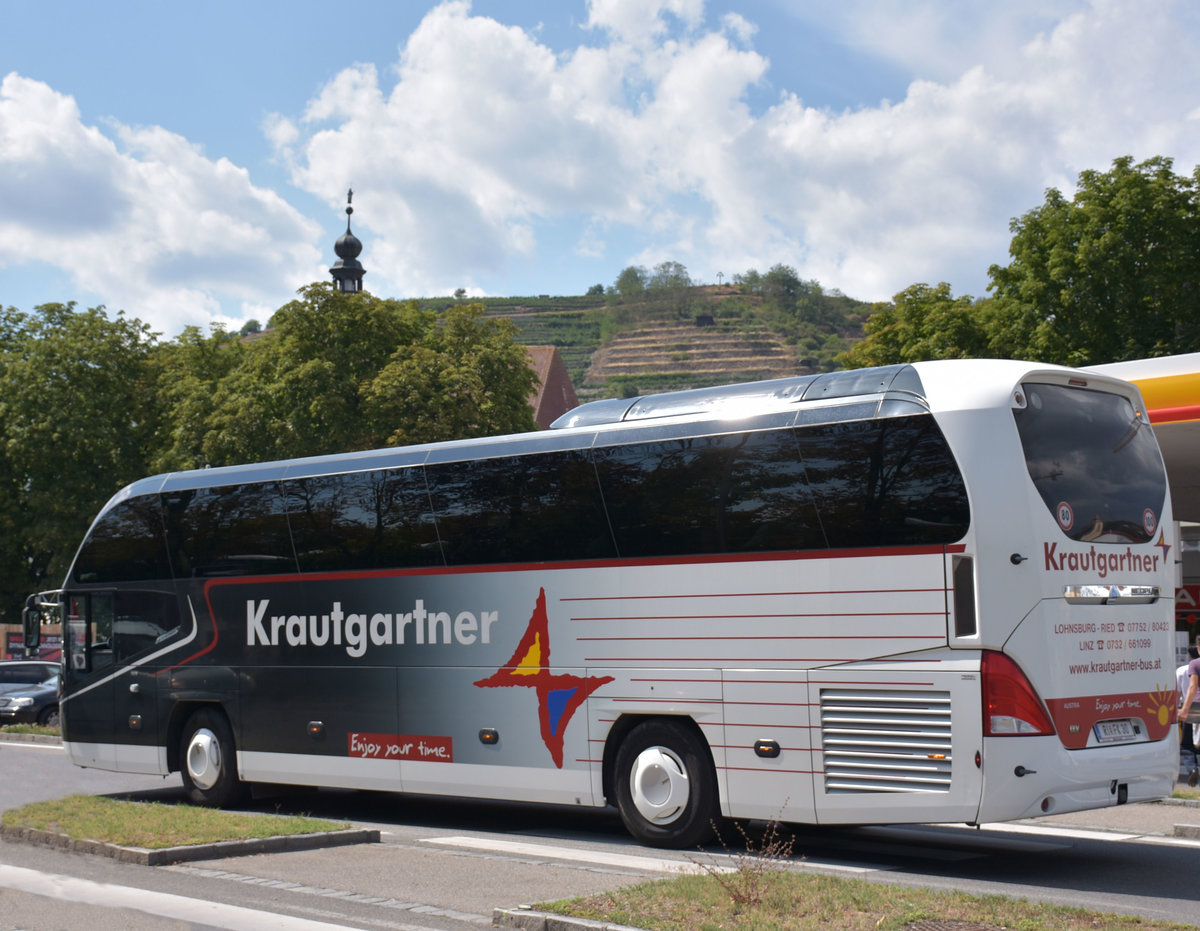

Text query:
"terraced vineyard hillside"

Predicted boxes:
[[478, 284, 868, 403], [498, 309, 603, 394], [582, 320, 800, 398]]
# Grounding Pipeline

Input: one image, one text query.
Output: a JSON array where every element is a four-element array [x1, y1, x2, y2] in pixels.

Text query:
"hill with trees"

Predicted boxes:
[[427, 263, 873, 401]]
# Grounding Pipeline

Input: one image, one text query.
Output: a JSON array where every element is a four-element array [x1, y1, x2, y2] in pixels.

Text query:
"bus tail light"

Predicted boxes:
[[981, 651, 1056, 737]]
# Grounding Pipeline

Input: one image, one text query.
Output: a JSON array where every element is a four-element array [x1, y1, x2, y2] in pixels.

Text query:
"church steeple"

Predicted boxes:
[[329, 188, 366, 293]]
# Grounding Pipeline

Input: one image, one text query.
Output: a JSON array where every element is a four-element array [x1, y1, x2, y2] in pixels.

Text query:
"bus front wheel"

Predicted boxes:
[[614, 720, 718, 848], [180, 708, 245, 807]]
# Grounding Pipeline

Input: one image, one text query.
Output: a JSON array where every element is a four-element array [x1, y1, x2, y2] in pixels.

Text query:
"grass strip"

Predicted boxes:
[[1, 795, 349, 849], [0, 724, 60, 737], [542, 870, 1194, 931]]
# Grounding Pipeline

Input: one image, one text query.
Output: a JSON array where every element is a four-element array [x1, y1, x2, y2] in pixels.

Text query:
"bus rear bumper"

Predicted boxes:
[[976, 733, 1178, 823]]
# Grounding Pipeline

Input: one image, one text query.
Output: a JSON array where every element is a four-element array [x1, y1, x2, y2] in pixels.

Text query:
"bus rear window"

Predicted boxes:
[[1013, 383, 1166, 543]]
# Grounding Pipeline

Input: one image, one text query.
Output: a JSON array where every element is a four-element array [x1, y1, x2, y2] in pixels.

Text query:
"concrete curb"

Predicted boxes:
[[0, 824, 380, 865], [0, 731, 61, 745], [493, 907, 647, 931]]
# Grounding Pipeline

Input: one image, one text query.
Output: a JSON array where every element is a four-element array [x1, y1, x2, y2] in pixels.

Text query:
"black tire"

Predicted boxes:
[[179, 707, 245, 807], [614, 719, 718, 848], [36, 705, 59, 728]]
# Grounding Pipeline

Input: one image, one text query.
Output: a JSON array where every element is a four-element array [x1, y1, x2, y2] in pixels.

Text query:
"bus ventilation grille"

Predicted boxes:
[[819, 688, 953, 794]]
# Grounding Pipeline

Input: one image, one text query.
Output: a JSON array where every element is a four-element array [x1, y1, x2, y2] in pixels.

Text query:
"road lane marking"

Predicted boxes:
[[165, 863, 490, 926], [972, 822, 1139, 841], [420, 835, 884, 875], [0, 863, 358, 930], [422, 835, 712, 872]]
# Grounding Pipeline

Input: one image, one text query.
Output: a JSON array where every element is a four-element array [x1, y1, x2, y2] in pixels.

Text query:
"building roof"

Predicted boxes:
[[526, 345, 579, 429]]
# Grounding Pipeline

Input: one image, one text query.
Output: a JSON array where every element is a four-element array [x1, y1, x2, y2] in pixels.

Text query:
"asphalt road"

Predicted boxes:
[[2, 737, 1199, 929]]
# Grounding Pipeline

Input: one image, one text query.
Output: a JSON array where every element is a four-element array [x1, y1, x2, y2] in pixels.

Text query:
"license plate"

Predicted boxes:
[[1093, 719, 1136, 743]]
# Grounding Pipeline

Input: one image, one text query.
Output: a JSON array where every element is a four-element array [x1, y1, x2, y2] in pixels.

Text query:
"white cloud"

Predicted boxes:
[[0, 72, 322, 335], [6, 0, 1200, 331], [272, 0, 1200, 301], [776, 0, 1086, 86], [585, 0, 705, 45]]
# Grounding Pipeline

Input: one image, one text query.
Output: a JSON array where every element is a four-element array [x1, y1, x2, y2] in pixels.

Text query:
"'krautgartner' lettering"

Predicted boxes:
[[1043, 542, 1159, 576], [245, 598, 498, 658]]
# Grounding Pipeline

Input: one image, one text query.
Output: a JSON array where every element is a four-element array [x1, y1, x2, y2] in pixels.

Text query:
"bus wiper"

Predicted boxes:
[[1112, 414, 1143, 453]]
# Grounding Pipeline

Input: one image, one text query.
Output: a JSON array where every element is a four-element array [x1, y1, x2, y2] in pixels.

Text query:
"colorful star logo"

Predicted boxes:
[[1155, 530, 1171, 564], [474, 588, 613, 768]]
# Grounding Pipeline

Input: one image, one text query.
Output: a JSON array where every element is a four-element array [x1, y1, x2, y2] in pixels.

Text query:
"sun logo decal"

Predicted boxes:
[[1149, 682, 1175, 727], [474, 588, 613, 768]]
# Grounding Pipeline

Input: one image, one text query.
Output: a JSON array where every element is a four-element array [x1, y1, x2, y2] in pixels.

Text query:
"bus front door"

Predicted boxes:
[[61, 590, 171, 774]]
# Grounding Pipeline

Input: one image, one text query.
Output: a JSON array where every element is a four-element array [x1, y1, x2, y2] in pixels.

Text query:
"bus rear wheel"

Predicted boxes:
[[614, 720, 717, 848], [180, 708, 245, 807]]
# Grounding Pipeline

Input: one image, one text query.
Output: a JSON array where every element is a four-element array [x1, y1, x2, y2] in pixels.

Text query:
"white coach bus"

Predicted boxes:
[[24, 359, 1178, 847]]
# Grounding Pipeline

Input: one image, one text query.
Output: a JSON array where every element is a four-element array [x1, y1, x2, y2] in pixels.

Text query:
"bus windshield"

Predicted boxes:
[[1013, 382, 1167, 543]]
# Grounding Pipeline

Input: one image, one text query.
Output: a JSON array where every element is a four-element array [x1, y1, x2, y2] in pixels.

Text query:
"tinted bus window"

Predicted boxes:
[[73, 496, 171, 584], [1013, 383, 1167, 542], [428, 450, 615, 565], [594, 429, 826, 557], [163, 483, 298, 577], [794, 415, 969, 548], [114, 590, 180, 661], [284, 469, 442, 572]]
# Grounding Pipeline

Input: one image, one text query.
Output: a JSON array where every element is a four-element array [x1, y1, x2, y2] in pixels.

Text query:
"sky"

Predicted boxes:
[[2, 0, 1200, 339]]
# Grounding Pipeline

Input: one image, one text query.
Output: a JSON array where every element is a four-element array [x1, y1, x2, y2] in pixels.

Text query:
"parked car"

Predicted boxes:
[[0, 674, 59, 726], [0, 660, 59, 694]]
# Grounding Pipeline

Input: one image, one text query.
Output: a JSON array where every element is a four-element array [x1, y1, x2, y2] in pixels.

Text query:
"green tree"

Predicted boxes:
[[647, 261, 693, 317], [836, 283, 993, 368], [613, 265, 648, 300], [198, 284, 537, 465], [364, 302, 539, 447], [151, 324, 247, 471], [0, 303, 160, 621], [761, 263, 803, 311], [647, 261, 692, 291], [988, 155, 1200, 365]]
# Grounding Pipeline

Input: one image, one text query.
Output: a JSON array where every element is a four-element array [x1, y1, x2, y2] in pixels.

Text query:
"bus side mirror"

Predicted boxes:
[[22, 596, 41, 656]]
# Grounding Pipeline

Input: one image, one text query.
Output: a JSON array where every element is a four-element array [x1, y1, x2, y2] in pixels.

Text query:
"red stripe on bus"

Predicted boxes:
[[572, 612, 944, 622], [810, 677, 938, 685], [579, 634, 945, 642], [584, 655, 906, 663], [712, 743, 813, 751], [722, 700, 814, 707], [159, 597, 221, 673], [563, 586, 949, 602], [724, 722, 816, 729]]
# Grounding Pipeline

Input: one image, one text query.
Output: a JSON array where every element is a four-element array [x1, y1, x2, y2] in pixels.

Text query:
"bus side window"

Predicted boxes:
[[113, 591, 181, 662], [593, 429, 826, 557], [795, 415, 969, 547], [72, 496, 171, 584], [428, 450, 615, 565], [164, 483, 299, 577], [284, 469, 443, 572], [89, 593, 115, 673]]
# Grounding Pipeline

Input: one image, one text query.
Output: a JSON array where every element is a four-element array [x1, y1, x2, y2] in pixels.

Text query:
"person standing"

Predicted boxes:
[[1179, 635, 1200, 787]]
